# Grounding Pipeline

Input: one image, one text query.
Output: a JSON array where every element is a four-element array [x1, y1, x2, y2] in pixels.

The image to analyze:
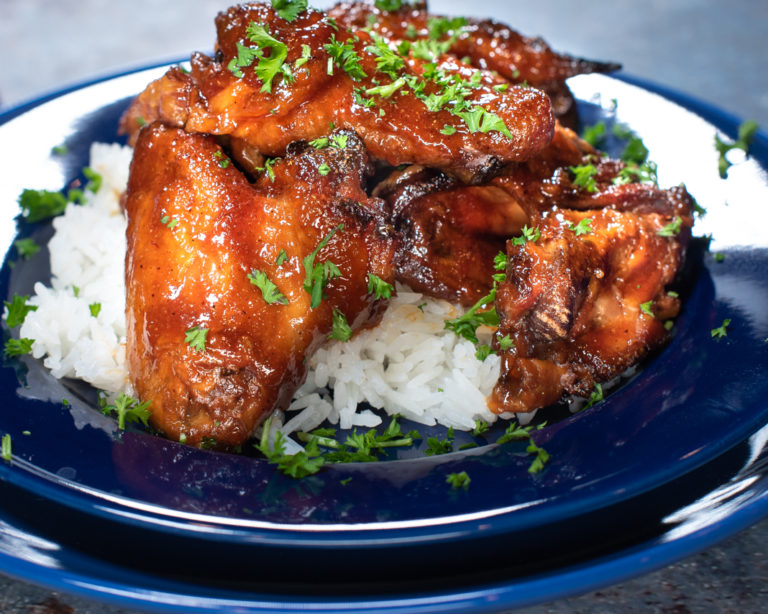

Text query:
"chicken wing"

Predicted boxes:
[[124, 124, 394, 447], [328, 0, 620, 127], [120, 2, 554, 183], [489, 186, 694, 414], [377, 124, 601, 305]]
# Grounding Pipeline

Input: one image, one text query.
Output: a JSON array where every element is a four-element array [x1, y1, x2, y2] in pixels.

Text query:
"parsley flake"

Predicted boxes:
[[639, 300, 654, 318], [329, 308, 352, 341], [248, 270, 289, 305], [510, 225, 540, 246], [324, 35, 367, 81], [367, 273, 394, 300], [303, 224, 344, 308], [657, 216, 683, 237], [1, 434, 10, 462], [715, 119, 758, 178], [184, 325, 209, 352], [99, 393, 152, 431], [568, 218, 593, 236], [570, 164, 599, 193], [88, 302, 102, 318], [446, 471, 471, 491], [583, 382, 603, 410], [270, 0, 308, 23], [228, 23, 290, 93], [14, 238, 40, 260], [711, 318, 731, 339], [318, 163, 331, 176], [4, 294, 37, 328], [4, 337, 34, 358], [18, 189, 68, 222]]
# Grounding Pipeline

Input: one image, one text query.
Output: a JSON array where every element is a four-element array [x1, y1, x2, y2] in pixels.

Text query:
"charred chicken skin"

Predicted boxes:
[[119, 3, 555, 183], [124, 124, 394, 447]]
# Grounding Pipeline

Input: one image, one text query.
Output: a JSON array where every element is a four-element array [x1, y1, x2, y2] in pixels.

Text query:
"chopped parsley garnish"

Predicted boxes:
[[472, 419, 490, 437], [425, 426, 454, 455], [324, 35, 367, 81], [18, 189, 68, 222], [569, 218, 593, 236], [295, 43, 312, 71], [213, 150, 230, 168], [1, 434, 10, 462], [639, 300, 654, 317], [711, 318, 731, 339], [83, 167, 102, 193], [498, 334, 514, 350], [331, 134, 348, 149], [496, 421, 550, 474], [714, 253, 726, 263], [581, 121, 606, 147], [366, 32, 405, 79], [374, 0, 409, 10], [444, 290, 498, 345], [440, 124, 457, 135], [51, 144, 68, 156], [3, 294, 37, 328], [228, 22, 290, 93], [14, 238, 40, 260], [256, 157, 278, 181], [329, 307, 352, 341], [309, 136, 329, 149], [510, 225, 540, 246], [161, 215, 179, 229], [367, 273, 394, 300], [526, 438, 550, 474], [256, 420, 326, 477], [613, 160, 658, 187], [715, 119, 759, 178], [275, 249, 289, 266], [4, 337, 34, 358], [570, 164, 599, 192], [657, 216, 683, 237], [270, 0, 307, 22], [184, 325, 209, 352], [583, 383, 604, 410], [427, 16, 468, 40], [303, 224, 344, 309], [248, 269, 289, 305], [446, 471, 470, 491], [99, 393, 152, 430], [475, 344, 494, 361], [365, 77, 406, 98], [88, 302, 102, 318], [318, 163, 331, 176]]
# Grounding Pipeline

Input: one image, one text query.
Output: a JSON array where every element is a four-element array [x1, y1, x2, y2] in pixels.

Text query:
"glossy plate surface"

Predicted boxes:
[[0, 67, 766, 612]]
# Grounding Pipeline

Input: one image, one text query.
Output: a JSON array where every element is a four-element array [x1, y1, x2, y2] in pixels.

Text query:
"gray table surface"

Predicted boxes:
[[1, 1, 766, 612]]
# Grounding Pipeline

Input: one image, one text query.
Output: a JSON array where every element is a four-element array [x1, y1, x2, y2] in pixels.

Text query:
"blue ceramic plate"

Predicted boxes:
[[0, 67, 766, 612]]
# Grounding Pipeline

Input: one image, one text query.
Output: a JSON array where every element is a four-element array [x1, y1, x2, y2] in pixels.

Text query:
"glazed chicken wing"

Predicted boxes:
[[490, 186, 694, 414], [328, 1, 619, 126], [376, 124, 601, 306], [120, 3, 554, 183], [124, 124, 394, 447]]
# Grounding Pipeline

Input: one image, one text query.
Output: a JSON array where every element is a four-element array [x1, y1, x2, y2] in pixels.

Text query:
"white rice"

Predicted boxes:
[[17, 143, 510, 433]]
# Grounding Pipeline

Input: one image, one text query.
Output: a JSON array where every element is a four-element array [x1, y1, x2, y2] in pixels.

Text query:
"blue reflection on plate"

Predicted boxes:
[[0, 67, 766, 612]]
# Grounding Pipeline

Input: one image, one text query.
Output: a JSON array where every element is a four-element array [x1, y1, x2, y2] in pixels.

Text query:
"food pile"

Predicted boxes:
[[14, 0, 695, 459]]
